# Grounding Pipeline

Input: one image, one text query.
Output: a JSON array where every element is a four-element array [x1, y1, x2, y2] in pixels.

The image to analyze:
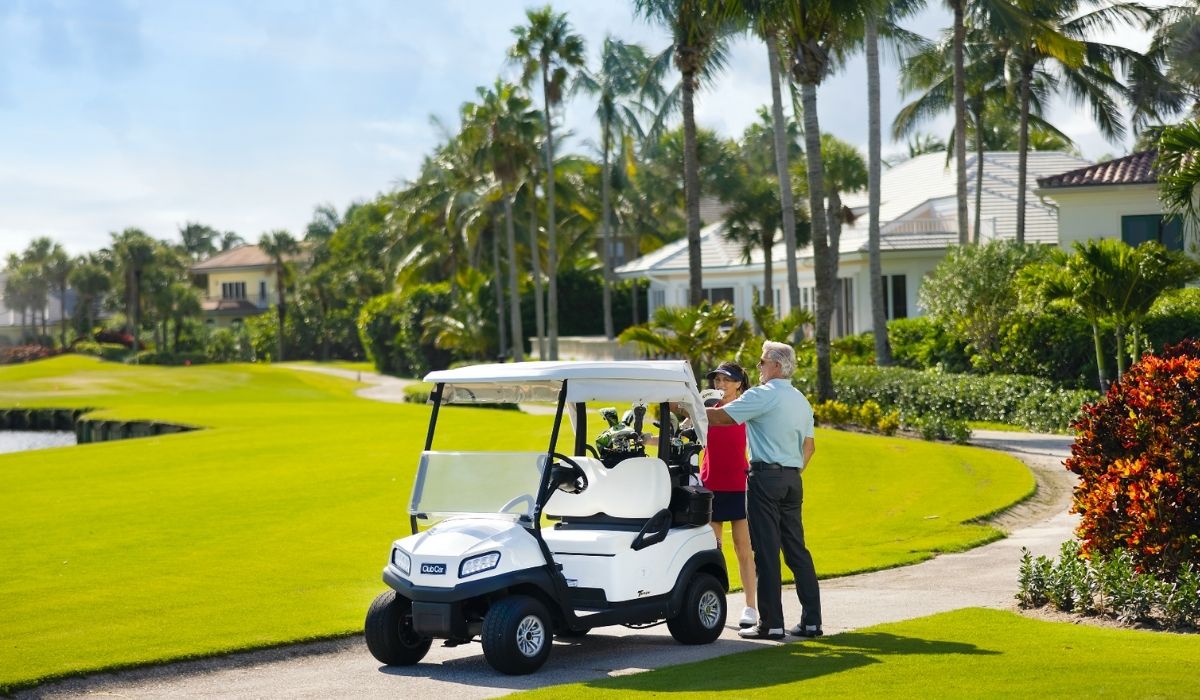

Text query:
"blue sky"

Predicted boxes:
[[0, 1, 1152, 261]]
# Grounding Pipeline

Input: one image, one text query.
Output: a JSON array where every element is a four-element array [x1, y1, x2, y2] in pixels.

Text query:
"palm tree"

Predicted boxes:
[[782, 0, 866, 401], [633, 0, 737, 307], [258, 229, 300, 362], [1157, 119, 1200, 233], [424, 269, 496, 360], [618, 300, 752, 377], [43, 245, 73, 346], [517, 176, 548, 359], [509, 6, 586, 361], [1137, 0, 1200, 125], [179, 222, 219, 261], [110, 228, 157, 352], [68, 254, 111, 337], [577, 37, 657, 340], [219, 231, 245, 251], [461, 80, 541, 362], [999, 0, 1154, 243]]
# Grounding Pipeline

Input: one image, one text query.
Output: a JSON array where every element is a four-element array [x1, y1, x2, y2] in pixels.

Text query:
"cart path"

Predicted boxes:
[[20, 430, 1074, 699], [281, 364, 417, 403]]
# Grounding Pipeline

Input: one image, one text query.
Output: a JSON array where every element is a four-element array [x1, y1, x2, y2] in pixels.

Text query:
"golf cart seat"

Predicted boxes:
[[545, 456, 671, 523]]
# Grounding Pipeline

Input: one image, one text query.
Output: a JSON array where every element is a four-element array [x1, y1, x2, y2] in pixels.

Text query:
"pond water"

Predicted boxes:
[[0, 430, 77, 455]]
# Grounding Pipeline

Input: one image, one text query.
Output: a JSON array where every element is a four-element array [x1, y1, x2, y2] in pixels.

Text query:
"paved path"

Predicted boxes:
[[281, 364, 416, 403], [21, 378, 1078, 698]]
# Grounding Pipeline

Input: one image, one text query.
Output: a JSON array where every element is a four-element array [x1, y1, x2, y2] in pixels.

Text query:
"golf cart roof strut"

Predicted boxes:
[[413, 382, 445, 535]]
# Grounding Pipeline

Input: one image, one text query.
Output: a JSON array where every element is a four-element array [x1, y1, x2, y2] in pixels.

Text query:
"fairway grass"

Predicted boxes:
[[1, 356, 1031, 691], [514, 608, 1200, 699]]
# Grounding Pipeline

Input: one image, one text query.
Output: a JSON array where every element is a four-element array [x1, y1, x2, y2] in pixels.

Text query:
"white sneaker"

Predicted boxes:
[[739, 606, 758, 628]]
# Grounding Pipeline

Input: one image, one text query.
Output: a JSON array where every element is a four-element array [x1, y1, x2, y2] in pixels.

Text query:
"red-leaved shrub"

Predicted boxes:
[[1066, 339, 1200, 577], [0, 344, 58, 365]]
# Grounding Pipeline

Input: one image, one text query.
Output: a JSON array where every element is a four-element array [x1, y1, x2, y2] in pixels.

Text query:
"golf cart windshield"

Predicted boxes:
[[410, 451, 547, 524]]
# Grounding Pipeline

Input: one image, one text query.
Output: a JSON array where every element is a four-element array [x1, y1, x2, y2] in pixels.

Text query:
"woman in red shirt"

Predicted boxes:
[[702, 361, 757, 628]]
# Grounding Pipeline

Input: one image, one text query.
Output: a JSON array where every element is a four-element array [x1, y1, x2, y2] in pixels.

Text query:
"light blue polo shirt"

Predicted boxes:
[[721, 378, 815, 470]]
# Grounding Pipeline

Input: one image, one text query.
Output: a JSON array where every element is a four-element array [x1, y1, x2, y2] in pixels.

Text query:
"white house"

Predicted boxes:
[[1035, 150, 1196, 255], [616, 150, 1091, 336]]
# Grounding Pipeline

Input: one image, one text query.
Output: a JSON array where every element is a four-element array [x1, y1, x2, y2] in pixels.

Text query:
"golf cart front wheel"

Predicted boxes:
[[364, 590, 433, 666], [667, 572, 727, 644], [482, 595, 552, 674]]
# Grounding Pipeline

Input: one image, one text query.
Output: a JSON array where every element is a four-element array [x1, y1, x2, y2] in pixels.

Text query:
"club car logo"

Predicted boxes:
[[420, 562, 447, 575]]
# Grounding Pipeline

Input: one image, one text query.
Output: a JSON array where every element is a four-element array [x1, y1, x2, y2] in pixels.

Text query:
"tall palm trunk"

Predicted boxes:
[[491, 224, 508, 359], [1016, 60, 1033, 245], [541, 68, 560, 360], [1114, 323, 1127, 380], [601, 124, 615, 340], [973, 100, 985, 243], [630, 228, 641, 326], [953, 0, 970, 245], [1091, 321, 1109, 392], [527, 189, 547, 359], [767, 33, 800, 313], [274, 268, 287, 361], [761, 228, 774, 311], [827, 189, 845, 336], [503, 195, 525, 361], [866, 16, 891, 366], [682, 68, 704, 306], [129, 268, 141, 352], [800, 81, 835, 402]]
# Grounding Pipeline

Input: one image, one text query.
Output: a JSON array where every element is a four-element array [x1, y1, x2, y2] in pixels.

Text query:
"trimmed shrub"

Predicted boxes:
[[796, 364, 1097, 433], [887, 316, 972, 373], [857, 399, 883, 430], [1066, 339, 1200, 578], [128, 350, 208, 366], [358, 284, 452, 377], [73, 341, 129, 362], [813, 400, 855, 426], [402, 382, 433, 404]]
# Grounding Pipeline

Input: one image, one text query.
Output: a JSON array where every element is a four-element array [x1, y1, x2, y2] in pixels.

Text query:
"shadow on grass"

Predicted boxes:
[[586, 631, 1000, 693]]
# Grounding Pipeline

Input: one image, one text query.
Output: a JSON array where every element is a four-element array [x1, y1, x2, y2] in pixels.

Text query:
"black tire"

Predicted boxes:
[[364, 590, 433, 666], [481, 595, 553, 675], [667, 572, 727, 644]]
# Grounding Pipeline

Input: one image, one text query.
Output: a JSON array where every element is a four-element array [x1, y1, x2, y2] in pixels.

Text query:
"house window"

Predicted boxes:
[[703, 287, 735, 306], [880, 275, 908, 320], [834, 278, 854, 337], [221, 282, 247, 300], [650, 289, 666, 314], [1122, 215, 1184, 252], [259, 281, 267, 302]]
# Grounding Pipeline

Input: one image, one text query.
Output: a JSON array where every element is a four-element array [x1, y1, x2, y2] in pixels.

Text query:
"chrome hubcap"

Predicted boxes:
[[698, 590, 722, 628], [515, 614, 545, 657]]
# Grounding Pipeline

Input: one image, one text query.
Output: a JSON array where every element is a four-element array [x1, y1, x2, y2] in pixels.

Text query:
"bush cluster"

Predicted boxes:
[[0, 344, 59, 365], [358, 284, 453, 377], [795, 364, 1097, 433], [1066, 339, 1200, 577], [72, 341, 130, 362], [812, 399, 900, 436], [128, 350, 209, 366], [1018, 542, 1200, 629]]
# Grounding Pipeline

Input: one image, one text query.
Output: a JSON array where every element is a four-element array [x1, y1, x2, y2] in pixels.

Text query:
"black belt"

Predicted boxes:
[[749, 461, 794, 472]]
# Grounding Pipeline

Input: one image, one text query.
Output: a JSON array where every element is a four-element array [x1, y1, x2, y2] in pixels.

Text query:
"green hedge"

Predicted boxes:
[[795, 365, 1099, 433], [72, 341, 130, 362]]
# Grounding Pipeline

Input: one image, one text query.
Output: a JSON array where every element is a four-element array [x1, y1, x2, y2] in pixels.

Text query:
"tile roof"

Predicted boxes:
[[1036, 150, 1158, 189], [190, 244, 308, 272]]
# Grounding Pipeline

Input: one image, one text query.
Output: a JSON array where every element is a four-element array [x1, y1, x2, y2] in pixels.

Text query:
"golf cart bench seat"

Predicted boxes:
[[541, 527, 637, 556], [544, 456, 670, 520]]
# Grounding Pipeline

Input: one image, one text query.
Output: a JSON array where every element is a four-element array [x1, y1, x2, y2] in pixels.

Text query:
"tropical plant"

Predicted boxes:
[[1156, 119, 1200, 233], [509, 5, 587, 360], [258, 229, 300, 362], [42, 244, 73, 346], [618, 300, 752, 377], [68, 253, 111, 337], [634, 0, 738, 307], [178, 222, 219, 261], [423, 269, 497, 361]]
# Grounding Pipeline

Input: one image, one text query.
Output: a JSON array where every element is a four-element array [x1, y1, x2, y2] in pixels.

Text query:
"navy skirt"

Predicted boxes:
[[711, 490, 747, 522]]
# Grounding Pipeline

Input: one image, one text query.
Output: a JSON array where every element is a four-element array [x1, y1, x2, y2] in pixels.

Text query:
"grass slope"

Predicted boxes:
[[1, 356, 1030, 690], [515, 608, 1200, 699]]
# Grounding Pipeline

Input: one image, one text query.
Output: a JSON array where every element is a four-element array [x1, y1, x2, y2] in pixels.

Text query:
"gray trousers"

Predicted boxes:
[[746, 467, 822, 630]]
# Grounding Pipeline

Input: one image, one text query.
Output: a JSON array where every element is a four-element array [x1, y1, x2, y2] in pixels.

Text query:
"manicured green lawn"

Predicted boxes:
[[0, 356, 1031, 691], [515, 608, 1200, 699]]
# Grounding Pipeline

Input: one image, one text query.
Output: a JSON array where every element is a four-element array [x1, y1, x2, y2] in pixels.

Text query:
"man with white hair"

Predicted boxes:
[[706, 340, 821, 641]]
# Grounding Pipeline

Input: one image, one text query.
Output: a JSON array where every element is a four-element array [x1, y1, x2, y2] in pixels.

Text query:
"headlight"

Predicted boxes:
[[459, 551, 501, 578], [391, 548, 411, 575]]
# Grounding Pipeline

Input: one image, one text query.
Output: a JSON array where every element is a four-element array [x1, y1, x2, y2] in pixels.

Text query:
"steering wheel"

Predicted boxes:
[[550, 452, 589, 494], [499, 493, 535, 515], [582, 443, 600, 459]]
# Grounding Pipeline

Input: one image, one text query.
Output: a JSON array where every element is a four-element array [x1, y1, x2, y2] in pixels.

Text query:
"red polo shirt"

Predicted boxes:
[[700, 404, 749, 492]]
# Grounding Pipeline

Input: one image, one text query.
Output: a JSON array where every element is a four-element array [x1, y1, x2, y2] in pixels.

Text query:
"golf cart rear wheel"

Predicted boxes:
[[667, 572, 727, 644], [364, 590, 432, 666], [482, 595, 552, 674]]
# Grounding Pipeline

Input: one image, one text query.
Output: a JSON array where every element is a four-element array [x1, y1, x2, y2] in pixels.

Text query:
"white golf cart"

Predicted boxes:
[[364, 360, 727, 675]]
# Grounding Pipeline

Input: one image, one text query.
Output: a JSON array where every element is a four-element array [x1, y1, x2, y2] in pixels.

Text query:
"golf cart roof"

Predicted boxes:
[[424, 360, 709, 442]]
